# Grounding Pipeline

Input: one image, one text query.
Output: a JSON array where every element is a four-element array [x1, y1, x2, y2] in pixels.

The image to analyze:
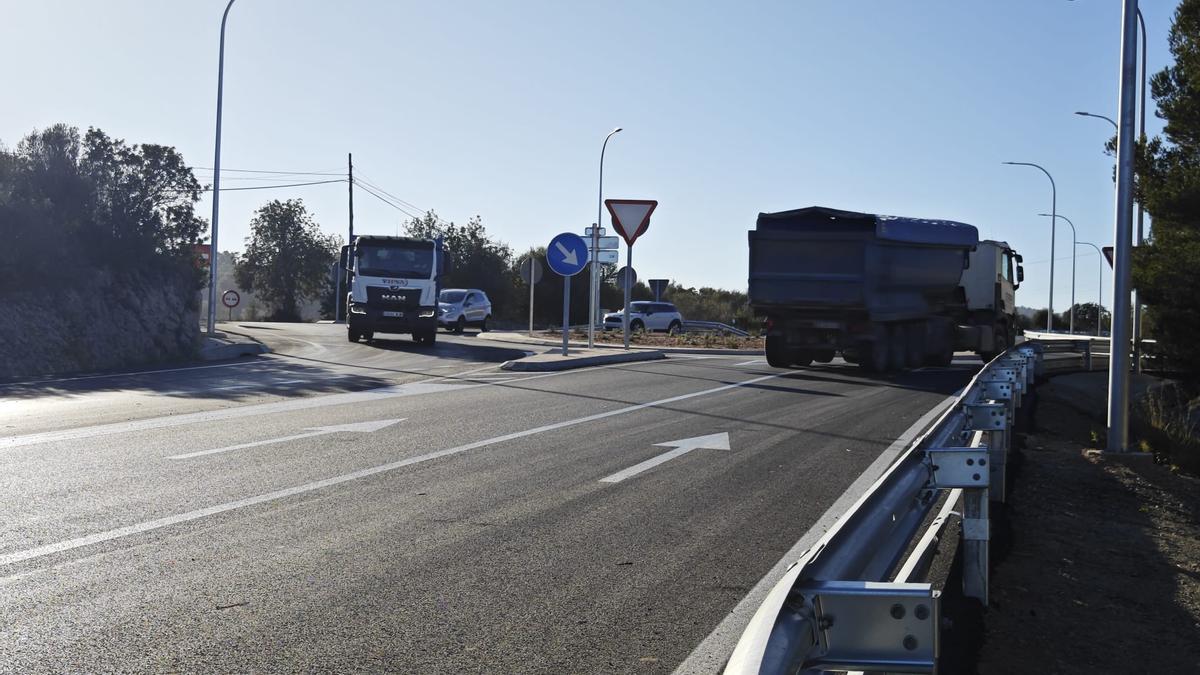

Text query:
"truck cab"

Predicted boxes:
[[344, 235, 447, 345], [958, 240, 1023, 358]]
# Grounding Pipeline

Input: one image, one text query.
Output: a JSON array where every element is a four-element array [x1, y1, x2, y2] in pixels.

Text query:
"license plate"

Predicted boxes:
[[383, 311, 404, 318]]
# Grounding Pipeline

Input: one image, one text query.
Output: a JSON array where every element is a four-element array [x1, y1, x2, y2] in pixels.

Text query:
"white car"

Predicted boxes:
[[438, 288, 493, 333], [603, 301, 683, 334]]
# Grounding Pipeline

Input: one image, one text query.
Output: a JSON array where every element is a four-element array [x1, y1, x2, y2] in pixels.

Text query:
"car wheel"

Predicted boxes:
[[480, 316, 489, 332], [631, 319, 645, 334], [456, 317, 466, 334], [667, 320, 681, 336]]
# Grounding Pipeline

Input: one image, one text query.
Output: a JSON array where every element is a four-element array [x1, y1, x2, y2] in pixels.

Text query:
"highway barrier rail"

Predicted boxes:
[[681, 320, 751, 337], [723, 342, 1046, 674]]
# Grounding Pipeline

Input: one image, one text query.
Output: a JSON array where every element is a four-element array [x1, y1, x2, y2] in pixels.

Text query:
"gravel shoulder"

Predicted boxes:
[[977, 377, 1200, 673]]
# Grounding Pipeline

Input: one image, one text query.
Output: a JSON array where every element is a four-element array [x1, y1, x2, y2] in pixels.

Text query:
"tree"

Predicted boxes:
[[235, 200, 341, 321], [1132, 0, 1200, 376], [404, 211, 517, 316], [0, 124, 206, 291], [1068, 302, 1111, 335]]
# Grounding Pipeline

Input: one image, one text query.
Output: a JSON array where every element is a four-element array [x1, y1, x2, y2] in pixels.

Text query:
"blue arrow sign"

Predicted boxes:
[[546, 232, 589, 277]]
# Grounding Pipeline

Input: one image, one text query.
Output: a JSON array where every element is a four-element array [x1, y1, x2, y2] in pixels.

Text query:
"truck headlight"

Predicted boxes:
[[349, 304, 367, 315], [418, 309, 436, 318]]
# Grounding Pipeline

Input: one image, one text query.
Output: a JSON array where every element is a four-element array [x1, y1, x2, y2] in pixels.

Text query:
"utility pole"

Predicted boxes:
[[334, 153, 353, 322], [1108, 0, 1140, 453], [207, 0, 236, 335]]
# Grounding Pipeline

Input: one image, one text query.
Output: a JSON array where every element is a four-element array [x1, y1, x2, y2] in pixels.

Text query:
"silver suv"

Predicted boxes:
[[438, 289, 492, 333], [603, 301, 683, 334]]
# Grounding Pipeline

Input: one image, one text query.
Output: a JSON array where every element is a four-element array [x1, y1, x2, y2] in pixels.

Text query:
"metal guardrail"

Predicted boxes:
[[723, 342, 1046, 674], [681, 320, 750, 337]]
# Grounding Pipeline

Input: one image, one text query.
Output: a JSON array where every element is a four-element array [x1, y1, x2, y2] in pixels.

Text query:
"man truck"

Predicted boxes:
[[748, 206, 1023, 371], [343, 235, 449, 345]]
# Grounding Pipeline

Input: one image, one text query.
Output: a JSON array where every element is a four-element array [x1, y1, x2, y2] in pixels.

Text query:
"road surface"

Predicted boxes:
[[0, 322, 980, 673]]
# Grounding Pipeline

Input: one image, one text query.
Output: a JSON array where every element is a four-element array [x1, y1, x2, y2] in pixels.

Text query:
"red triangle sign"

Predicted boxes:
[[1102, 246, 1114, 269], [605, 199, 658, 246]]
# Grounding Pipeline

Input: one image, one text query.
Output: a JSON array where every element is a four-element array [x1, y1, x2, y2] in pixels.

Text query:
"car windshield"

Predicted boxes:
[[439, 290, 466, 303], [356, 243, 433, 278]]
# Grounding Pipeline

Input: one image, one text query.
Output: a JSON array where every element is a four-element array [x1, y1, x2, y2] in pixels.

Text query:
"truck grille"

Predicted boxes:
[[366, 286, 421, 309]]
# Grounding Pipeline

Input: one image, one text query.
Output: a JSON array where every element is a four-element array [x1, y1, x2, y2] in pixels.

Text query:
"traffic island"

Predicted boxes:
[[500, 348, 666, 372]]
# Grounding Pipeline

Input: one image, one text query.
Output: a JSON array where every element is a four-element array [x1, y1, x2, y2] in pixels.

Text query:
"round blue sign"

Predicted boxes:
[[546, 232, 589, 277]]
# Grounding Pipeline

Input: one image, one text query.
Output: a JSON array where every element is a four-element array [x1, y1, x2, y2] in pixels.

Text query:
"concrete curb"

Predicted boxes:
[[479, 331, 763, 356], [199, 326, 271, 361], [500, 350, 667, 372]]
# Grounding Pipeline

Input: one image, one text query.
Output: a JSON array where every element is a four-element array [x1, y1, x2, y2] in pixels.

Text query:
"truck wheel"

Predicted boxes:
[[765, 336, 791, 368], [862, 324, 890, 373], [363, 331, 374, 343], [414, 331, 436, 346], [348, 329, 360, 343], [792, 350, 813, 367], [811, 349, 835, 364]]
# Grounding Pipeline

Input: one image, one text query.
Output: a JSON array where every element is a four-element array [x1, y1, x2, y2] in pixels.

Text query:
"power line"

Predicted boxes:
[[194, 178, 346, 192], [353, 181, 423, 219], [354, 172, 426, 214], [190, 166, 344, 176]]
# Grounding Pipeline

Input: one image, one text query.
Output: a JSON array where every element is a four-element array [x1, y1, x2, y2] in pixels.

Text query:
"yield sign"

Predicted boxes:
[[605, 199, 658, 246], [1102, 246, 1114, 269]]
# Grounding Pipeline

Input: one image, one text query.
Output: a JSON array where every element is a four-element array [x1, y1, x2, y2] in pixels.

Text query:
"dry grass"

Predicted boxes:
[[1134, 382, 1200, 476]]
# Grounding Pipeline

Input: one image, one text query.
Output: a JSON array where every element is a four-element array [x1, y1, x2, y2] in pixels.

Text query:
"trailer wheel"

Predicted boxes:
[[862, 324, 890, 373], [905, 323, 925, 369], [765, 336, 791, 368], [792, 350, 813, 367]]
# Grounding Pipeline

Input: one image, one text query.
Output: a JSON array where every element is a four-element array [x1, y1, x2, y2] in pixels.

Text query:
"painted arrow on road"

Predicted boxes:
[[168, 419, 404, 460], [599, 432, 731, 483]]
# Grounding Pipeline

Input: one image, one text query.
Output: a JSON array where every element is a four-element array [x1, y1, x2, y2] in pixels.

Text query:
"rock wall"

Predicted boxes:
[[0, 269, 199, 378]]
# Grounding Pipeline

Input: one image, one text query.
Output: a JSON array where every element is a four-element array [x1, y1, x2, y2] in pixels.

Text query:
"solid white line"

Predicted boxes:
[[0, 360, 268, 387], [671, 393, 959, 675], [734, 359, 766, 367], [599, 446, 693, 483], [0, 373, 784, 569]]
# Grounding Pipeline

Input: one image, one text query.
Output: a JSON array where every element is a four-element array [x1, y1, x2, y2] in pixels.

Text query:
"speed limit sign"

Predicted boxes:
[[221, 290, 240, 320]]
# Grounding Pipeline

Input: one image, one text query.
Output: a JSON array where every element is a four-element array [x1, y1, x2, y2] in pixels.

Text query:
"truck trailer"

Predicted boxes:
[[748, 206, 1023, 371], [343, 235, 449, 345]]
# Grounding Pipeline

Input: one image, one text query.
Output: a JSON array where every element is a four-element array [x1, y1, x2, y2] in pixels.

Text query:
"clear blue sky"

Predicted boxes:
[[0, 1, 1174, 311]]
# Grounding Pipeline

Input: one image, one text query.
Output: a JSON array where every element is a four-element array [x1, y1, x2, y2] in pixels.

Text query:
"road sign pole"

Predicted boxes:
[[623, 245, 632, 350], [529, 267, 536, 337], [589, 224, 598, 349], [562, 274, 571, 356]]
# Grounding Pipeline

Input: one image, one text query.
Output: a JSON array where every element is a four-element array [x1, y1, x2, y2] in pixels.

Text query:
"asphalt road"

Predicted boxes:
[[0, 322, 981, 673]]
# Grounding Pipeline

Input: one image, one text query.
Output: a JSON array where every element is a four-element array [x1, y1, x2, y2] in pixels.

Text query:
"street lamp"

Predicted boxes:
[[1039, 214, 1078, 334], [1078, 240, 1107, 337], [1003, 162, 1057, 331], [207, 0, 236, 336], [590, 127, 622, 349], [1074, 111, 1117, 129]]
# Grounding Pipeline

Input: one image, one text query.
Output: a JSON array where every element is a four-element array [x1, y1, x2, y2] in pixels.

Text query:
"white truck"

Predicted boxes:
[[343, 235, 449, 345]]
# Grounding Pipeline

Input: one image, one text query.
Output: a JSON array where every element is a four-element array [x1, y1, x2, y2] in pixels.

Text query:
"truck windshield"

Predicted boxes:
[[357, 243, 433, 278]]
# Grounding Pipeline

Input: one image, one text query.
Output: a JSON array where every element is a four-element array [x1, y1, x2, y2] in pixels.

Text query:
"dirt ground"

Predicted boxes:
[[976, 379, 1200, 673]]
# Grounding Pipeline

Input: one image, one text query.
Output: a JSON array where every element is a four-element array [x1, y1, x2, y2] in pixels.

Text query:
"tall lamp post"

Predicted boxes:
[[1003, 162, 1057, 331], [207, 0, 236, 336], [590, 127, 622, 349], [1075, 109, 1144, 370], [1039, 213, 1078, 334], [1078, 240, 1107, 337]]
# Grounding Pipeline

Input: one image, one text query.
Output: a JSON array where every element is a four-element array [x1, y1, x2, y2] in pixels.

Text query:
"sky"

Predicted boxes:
[[0, 0, 1176, 313]]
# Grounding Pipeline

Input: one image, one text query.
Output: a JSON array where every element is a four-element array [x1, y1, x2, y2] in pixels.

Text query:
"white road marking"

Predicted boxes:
[[0, 360, 269, 387], [734, 359, 767, 366], [672, 394, 959, 674], [167, 419, 404, 460], [600, 432, 732, 483], [0, 373, 783, 569]]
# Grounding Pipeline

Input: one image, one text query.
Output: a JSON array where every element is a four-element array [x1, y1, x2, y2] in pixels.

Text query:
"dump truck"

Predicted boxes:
[[748, 206, 1023, 371], [342, 235, 450, 345]]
